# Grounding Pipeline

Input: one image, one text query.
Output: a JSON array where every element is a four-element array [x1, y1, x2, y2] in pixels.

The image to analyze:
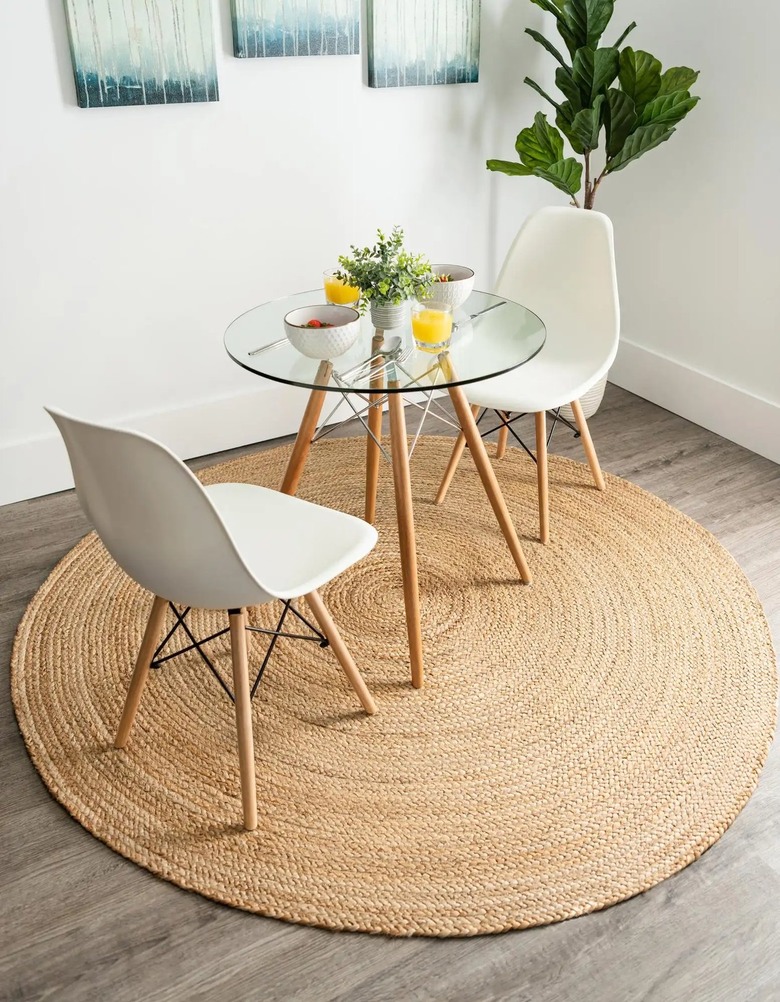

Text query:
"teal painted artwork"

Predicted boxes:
[[367, 0, 481, 88], [63, 0, 219, 108], [231, 0, 360, 58]]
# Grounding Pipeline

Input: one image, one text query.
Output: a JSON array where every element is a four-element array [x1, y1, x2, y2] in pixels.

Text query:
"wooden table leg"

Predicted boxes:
[[448, 382, 533, 585], [365, 330, 385, 523], [435, 404, 480, 505], [388, 380, 424, 689], [280, 359, 333, 496]]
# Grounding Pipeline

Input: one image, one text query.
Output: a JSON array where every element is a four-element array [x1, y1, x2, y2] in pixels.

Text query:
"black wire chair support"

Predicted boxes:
[[150, 600, 328, 703], [470, 407, 579, 464]]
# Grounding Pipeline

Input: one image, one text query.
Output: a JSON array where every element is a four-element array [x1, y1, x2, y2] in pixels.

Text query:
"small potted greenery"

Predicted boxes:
[[336, 226, 434, 329]]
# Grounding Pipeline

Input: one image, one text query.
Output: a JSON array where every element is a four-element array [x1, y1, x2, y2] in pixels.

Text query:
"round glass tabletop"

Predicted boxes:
[[224, 290, 546, 394]]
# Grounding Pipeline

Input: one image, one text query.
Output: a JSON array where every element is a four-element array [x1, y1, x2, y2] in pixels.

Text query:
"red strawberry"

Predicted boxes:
[[307, 319, 323, 328]]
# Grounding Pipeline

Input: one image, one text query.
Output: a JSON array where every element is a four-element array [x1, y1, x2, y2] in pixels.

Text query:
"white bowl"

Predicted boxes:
[[283, 305, 361, 359], [424, 265, 475, 309]]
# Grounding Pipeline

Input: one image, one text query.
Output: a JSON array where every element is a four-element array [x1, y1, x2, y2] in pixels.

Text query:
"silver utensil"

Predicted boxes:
[[338, 335, 402, 380], [248, 336, 287, 357], [453, 300, 507, 331], [335, 345, 415, 387]]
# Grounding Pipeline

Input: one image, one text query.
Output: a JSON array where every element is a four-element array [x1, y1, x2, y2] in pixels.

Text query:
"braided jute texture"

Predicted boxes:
[[11, 436, 777, 937]]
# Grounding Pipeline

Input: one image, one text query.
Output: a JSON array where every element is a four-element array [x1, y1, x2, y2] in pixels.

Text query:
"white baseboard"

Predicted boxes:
[[8, 340, 775, 506], [609, 339, 780, 466], [0, 384, 356, 507]]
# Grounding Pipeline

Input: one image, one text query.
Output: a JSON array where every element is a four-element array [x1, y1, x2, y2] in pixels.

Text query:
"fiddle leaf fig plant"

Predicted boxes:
[[488, 0, 700, 208], [336, 227, 434, 312]]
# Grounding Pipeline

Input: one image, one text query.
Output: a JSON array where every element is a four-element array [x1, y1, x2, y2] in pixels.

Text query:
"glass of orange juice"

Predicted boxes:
[[411, 301, 454, 353], [323, 269, 360, 306]]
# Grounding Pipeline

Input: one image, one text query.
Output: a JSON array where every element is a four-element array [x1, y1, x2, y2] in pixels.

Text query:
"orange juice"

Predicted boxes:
[[411, 307, 453, 352], [324, 274, 360, 305]]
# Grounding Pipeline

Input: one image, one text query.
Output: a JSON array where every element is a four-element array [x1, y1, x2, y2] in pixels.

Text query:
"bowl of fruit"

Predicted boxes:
[[423, 265, 475, 309], [283, 305, 362, 359]]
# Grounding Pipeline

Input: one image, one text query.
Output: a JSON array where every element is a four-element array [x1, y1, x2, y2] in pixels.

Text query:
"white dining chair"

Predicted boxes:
[[47, 408, 378, 831], [435, 206, 620, 543]]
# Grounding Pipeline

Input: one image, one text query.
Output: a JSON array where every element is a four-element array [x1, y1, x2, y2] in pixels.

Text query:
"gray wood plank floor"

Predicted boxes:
[[1, 385, 778, 1002]]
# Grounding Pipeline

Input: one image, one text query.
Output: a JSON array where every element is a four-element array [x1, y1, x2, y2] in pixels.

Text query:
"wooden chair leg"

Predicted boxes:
[[281, 359, 333, 496], [570, 399, 606, 491], [114, 595, 168, 749], [229, 608, 258, 832], [435, 404, 481, 505], [305, 590, 377, 715], [535, 411, 550, 543], [496, 416, 510, 459]]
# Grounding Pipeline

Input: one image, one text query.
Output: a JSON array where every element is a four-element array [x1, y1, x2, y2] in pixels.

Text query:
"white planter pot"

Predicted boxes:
[[560, 375, 608, 422], [370, 300, 410, 330]]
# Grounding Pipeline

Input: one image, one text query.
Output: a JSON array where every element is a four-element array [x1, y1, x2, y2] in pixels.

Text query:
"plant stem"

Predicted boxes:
[[584, 151, 592, 209], [588, 166, 609, 207]]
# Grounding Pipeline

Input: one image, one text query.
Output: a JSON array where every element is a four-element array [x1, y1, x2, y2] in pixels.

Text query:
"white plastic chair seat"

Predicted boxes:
[[47, 408, 380, 830], [464, 339, 617, 414], [205, 482, 377, 601], [435, 206, 619, 547]]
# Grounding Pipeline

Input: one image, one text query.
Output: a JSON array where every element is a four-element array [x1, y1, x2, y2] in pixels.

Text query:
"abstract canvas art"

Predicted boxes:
[[367, 0, 480, 88], [63, 0, 219, 108], [231, 0, 360, 58]]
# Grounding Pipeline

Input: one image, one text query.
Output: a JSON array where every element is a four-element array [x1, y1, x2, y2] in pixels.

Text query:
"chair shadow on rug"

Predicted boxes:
[[47, 408, 380, 831]]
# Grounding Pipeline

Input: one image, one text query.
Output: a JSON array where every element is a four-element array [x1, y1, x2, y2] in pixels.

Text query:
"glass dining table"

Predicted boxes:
[[224, 289, 546, 689]]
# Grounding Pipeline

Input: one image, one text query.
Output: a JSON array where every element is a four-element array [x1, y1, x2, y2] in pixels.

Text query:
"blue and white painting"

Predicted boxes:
[[63, 0, 219, 108], [367, 0, 481, 88], [231, 0, 360, 58]]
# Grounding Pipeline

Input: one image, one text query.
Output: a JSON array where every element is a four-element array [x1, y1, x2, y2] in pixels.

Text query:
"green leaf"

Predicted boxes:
[[605, 87, 637, 157], [572, 46, 619, 104], [658, 66, 700, 96], [525, 28, 567, 68], [524, 76, 562, 111], [486, 159, 535, 177], [529, 0, 567, 21], [555, 66, 582, 110], [613, 21, 636, 48], [562, 0, 615, 49], [639, 91, 700, 128], [619, 48, 662, 111], [571, 94, 605, 151], [533, 157, 584, 196], [515, 112, 565, 170], [607, 123, 675, 172], [556, 101, 585, 154]]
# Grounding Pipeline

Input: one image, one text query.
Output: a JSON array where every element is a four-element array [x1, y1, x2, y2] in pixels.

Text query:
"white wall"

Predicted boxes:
[[6, 1, 777, 506], [1, 0, 549, 505], [494, 0, 780, 464]]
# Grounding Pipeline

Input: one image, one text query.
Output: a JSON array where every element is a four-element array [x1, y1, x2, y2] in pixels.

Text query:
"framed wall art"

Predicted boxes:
[[367, 0, 480, 88], [63, 0, 219, 108]]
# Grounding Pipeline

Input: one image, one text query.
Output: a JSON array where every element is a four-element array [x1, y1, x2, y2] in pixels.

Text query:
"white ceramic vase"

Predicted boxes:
[[370, 300, 410, 330], [560, 375, 608, 421]]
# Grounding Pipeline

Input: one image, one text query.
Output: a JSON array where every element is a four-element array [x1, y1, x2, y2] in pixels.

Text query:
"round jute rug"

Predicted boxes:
[[11, 437, 776, 937]]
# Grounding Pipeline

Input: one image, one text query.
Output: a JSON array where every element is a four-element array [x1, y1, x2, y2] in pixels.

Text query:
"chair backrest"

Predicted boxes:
[[46, 408, 266, 610], [495, 206, 620, 367]]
